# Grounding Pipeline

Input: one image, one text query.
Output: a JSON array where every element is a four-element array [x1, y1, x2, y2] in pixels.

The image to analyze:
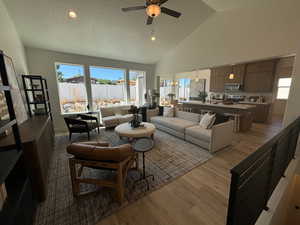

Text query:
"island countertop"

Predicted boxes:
[[180, 101, 256, 110]]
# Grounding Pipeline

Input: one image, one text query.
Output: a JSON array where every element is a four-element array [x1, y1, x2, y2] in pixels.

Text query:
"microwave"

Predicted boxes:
[[224, 83, 243, 92]]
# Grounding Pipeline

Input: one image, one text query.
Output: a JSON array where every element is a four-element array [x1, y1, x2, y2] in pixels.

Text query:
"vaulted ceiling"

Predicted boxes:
[[4, 0, 215, 64], [203, 0, 253, 11]]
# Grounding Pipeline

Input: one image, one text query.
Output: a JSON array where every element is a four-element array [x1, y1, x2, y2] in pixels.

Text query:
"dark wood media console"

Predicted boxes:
[[0, 115, 54, 202]]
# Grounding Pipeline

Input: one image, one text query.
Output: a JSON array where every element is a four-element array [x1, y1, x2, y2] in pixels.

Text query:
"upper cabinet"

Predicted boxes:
[[224, 64, 246, 84], [210, 60, 276, 93], [243, 60, 276, 93], [210, 67, 227, 92], [210, 65, 245, 92]]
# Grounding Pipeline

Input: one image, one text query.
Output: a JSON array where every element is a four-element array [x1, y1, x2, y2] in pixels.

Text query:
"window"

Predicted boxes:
[[276, 78, 292, 100], [177, 78, 190, 101], [55, 63, 88, 114], [129, 70, 146, 106], [89, 66, 126, 110], [160, 79, 172, 105]]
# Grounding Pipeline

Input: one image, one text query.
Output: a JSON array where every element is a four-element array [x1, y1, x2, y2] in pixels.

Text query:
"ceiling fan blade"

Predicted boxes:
[[159, 0, 169, 5], [146, 16, 153, 25], [161, 7, 181, 18], [121, 6, 146, 12]]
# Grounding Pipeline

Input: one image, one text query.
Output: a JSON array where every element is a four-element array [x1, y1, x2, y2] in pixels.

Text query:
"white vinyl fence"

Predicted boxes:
[[58, 83, 136, 103]]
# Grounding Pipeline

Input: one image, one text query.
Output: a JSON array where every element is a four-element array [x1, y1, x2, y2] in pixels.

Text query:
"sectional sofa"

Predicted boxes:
[[150, 108, 234, 153]]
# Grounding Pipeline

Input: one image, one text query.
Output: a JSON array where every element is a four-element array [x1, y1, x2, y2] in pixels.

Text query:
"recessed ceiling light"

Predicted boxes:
[[68, 10, 77, 19], [151, 36, 156, 41]]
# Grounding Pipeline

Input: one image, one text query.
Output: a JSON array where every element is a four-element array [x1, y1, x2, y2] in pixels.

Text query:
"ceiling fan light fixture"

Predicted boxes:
[[146, 4, 161, 18]]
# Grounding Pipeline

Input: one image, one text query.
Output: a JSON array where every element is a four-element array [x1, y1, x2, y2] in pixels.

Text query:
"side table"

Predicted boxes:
[[132, 137, 155, 190]]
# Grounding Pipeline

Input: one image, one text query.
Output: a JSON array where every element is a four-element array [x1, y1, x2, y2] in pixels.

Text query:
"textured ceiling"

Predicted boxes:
[[4, 0, 215, 64]]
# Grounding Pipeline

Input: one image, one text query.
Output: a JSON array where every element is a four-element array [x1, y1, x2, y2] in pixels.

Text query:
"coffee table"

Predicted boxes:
[[115, 122, 156, 140]]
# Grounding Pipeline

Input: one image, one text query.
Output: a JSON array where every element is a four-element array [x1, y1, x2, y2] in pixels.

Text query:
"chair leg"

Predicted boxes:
[[134, 153, 139, 170], [69, 132, 72, 141], [87, 131, 90, 140], [116, 167, 124, 203], [69, 159, 80, 196]]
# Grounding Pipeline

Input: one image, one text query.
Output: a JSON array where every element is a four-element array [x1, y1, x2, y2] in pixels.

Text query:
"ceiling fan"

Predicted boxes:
[[121, 0, 182, 25]]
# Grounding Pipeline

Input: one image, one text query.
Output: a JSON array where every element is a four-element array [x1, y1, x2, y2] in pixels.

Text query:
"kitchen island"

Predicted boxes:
[[180, 101, 256, 132]]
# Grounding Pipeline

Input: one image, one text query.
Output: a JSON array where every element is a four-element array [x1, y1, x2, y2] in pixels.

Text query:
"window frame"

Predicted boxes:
[[89, 65, 127, 109], [55, 62, 88, 115], [129, 70, 147, 106], [276, 77, 292, 100]]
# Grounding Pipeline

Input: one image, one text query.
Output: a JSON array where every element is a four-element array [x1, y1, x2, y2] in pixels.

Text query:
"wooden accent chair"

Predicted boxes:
[[66, 141, 136, 203], [64, 114, 100, 141]]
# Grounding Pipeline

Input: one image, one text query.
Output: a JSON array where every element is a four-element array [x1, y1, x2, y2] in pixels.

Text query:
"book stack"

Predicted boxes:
[[0, 183, 7, 211]]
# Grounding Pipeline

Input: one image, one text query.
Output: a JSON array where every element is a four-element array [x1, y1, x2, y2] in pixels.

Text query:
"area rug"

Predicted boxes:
[[34, 129, 212, 225]]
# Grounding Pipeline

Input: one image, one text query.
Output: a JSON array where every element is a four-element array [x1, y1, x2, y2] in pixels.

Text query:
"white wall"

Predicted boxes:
[[156, 0, 300, 75], [284, 48, 300, 126], [0, 0, 28, 75], [25, 47, 156, 133]]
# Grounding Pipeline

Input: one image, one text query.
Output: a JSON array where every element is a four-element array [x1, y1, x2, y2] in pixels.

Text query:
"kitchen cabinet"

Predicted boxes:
[[210, 65, 246, 92], [239, 102, 271, 123], [244, 60, 276, 93], [210, 59, 276, 93], [224, 64, 246, 84], [210, 67, 227, 92]]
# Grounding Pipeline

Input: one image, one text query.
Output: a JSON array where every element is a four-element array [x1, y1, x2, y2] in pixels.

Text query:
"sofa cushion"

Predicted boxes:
[[185, 125, 212, 143], [163, 107, 174, 117], [119, 114, 133, 123], [100, 107, 115, 117], [102, 116, 120, 127], [175, 109, 200, 123], [151, 116, 197, 133]]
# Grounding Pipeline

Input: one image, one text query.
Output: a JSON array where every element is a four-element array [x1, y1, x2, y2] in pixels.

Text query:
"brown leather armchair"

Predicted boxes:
[[67, 141, 137, 203]]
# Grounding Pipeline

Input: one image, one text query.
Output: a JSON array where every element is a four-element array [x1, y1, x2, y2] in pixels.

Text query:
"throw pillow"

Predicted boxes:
[[199, 113, 215, 129], [163, 107, 174, 117], [207, 114, 216, 129]]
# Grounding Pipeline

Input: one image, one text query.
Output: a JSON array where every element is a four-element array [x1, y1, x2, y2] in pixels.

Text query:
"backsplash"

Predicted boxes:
[[210, 92, 273, 102]]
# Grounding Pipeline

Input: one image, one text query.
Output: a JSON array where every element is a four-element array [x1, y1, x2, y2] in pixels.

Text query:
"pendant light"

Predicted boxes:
[[150, 29, 156, 41], [229, 65, 235, 80]]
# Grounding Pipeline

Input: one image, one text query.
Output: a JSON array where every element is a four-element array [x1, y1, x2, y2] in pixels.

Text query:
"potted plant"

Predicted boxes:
[[198, 91, 208, 103], [128, 106, 141, 128]]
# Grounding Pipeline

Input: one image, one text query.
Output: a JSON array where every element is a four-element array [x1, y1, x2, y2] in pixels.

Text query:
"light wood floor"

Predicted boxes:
[[97, 121, 283, 225]]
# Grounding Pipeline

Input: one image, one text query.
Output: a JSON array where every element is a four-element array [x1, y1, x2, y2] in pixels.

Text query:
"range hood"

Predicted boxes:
[[224, 83, 243, 92]]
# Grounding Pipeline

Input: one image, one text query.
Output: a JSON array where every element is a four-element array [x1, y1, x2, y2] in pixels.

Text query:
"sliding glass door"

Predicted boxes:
[[89, 66, 126, 110]]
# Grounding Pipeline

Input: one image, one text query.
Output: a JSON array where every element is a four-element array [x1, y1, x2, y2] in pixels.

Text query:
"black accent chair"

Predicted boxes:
[[64, 114, 100, 141]]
